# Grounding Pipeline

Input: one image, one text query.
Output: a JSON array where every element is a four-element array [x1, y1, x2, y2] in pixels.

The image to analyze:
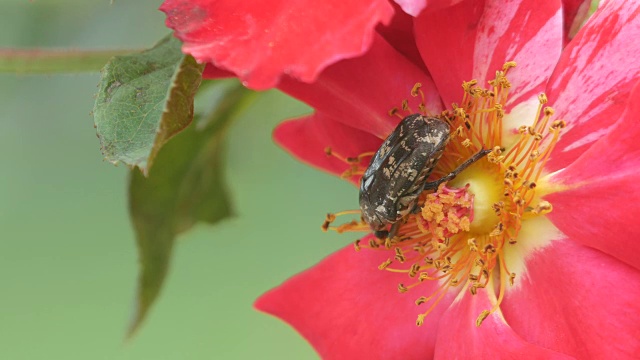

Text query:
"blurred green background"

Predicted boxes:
[[0, 1, 357, 358]]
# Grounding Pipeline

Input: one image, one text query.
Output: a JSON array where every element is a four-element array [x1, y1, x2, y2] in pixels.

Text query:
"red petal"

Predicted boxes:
[[414, 0, 562, 111], [273, 113, 382, 182], [393, 0, 428, 17], [202, 64, 234, 79], [435, 289, 573, 359], [376, 2, 426, 70], [160, 0, 394, 90], [545, 0, 640, 171], [255, 245, 456, 359], [393, 0, 465, 17], [546, 174, 640, 270], [501, 239, 640, 359], [279, 34, 443, 139], [544, 80, 640, 269], [561, 0, 594, 43]]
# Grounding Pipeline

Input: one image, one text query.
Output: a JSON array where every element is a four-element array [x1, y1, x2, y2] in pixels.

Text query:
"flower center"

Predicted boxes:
[[449, 163, 502, 234], [323, 62, 566, 327]]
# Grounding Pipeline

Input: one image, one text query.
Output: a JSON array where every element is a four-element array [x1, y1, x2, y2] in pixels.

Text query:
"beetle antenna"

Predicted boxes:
[[422, 148, 491, 191]]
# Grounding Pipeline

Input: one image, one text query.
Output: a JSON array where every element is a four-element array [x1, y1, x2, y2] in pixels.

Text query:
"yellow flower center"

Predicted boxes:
[[323, 62, 566, 326]]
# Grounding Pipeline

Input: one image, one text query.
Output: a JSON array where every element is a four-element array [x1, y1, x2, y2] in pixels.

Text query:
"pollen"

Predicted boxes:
[[420, 184, 474, 240], [322, 62, 566, 329]]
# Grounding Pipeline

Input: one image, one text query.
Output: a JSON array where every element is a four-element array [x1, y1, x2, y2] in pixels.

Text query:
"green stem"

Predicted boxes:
[[0, 48, 142, 74]]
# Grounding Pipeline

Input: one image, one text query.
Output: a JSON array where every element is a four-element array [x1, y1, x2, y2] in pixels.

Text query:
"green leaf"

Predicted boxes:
[[127, 84, 257, 338], [93, 34, 205, 174]]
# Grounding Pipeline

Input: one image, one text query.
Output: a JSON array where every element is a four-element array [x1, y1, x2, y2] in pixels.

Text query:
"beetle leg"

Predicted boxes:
[[388, 222, 402, 240], [374, 229, 389, 239], [410, 203, 421, 214], [422, 148, 491, 191], [374, 222, 402, 240]]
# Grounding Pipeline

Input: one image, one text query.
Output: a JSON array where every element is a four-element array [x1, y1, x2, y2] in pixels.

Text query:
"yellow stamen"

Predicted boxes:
[[324, 147, 375, 178], [323, 61, 567, 328]]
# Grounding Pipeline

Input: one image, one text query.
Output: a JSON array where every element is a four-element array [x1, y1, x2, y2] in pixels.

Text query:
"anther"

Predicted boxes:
[[472, 87, 484, 96], [502, 61, 517, 71], [544, 106, 555, 116], [481, 269, 490, 279], [492, 202, 504, 215], [476, 310, 491, 327], [413, 245, 426, 254], [515, 197, 525, 206], [483, 243, 497, 253], [378, 259, 392, 270], [462, 79, 478, 90], [532, 200, 553, 215], [467, 237, 478, 252], [321, 213, 336, 231], [398, 283, 408, 293], [409, 263, 420, 277], [538, 93, 548, 104], [411, 83, 422, 97], [529, 150, 540, 161]]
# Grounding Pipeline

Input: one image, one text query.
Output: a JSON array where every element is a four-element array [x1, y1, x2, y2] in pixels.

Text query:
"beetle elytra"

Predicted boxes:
[[359, 114, 490, 239]]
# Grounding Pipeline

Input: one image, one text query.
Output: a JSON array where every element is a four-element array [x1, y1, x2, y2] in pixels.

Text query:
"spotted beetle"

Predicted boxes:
[[359, 114, 490, 239]]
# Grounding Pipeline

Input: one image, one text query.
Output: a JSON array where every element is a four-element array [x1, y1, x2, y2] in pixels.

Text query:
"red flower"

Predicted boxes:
[[162, 0, 640, 358]]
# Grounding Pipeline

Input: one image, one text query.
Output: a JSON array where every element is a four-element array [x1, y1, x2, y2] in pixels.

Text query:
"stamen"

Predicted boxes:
[[322, 210, 368, 233], [401, 99, 412, 113], [325, 147, 375, 178], [476, 310, 491, 327], [322, 61, 567, 329], [389, 82, 437, 120]]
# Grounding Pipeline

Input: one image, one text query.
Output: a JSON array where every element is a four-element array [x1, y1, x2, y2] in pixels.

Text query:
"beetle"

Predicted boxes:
[[359, 114, 490, 239]]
